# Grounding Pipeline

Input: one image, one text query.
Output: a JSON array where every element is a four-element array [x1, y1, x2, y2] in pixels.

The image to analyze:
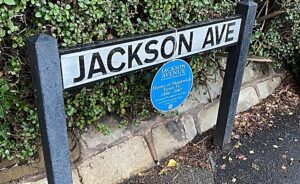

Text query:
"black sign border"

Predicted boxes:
[[60, 15, 242, 91]]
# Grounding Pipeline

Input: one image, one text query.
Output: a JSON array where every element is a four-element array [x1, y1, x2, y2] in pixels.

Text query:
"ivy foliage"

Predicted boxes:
[[0, 0, 234, 161], [0, 0, 299, 161], [250, 0, 300, 71]]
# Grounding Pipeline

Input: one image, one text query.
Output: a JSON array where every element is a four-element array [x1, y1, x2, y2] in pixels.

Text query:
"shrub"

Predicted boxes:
[[0, 0, 234, 161], [250, 0, 300, 71]]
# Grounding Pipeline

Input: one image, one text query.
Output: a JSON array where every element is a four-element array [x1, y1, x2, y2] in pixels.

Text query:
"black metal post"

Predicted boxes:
[[27, 34, 73, 184], [214, 0, 257, 148]]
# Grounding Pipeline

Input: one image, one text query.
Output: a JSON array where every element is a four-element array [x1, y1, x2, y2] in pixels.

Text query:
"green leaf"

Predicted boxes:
[[44, 14, 50, 20], [1, 84, 9, 92], [0, 29, 6, 38], [35, 12, 42, 18], [0, 106, 4, 118], [4, 0, 15, 5]]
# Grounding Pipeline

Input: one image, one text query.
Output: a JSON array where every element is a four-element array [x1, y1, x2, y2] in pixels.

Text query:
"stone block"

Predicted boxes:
[[177, 86, 210, 112], [242, 62, 269, 84], [196, 102, 220, 133], [80, 116, 131, 159], [152, 121, 188, 160], [180, 115, 197, 141], [77, 136, 154, 184], [22, 169, 81, 184], [218, 57, 271, 85], [256, 77, 281, 99], [237, 87, 260, 113], [177, 71, 223, 113], [206, 71, 223, 100]]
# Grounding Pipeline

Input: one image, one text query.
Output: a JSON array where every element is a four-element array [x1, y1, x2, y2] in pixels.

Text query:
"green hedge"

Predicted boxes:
[[250, 0, 300, 69], [0, 0, 234, 160], [0, 0, 299, 161]]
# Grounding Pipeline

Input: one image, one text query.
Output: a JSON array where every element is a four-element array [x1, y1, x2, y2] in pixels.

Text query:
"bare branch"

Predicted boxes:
[[257, 10, 285, 23]]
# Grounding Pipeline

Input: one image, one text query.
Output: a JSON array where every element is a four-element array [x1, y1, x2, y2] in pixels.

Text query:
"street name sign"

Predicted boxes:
[[60, 17, 241, 89]]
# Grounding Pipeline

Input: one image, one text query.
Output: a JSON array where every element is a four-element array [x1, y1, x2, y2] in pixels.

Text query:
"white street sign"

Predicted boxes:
[[60, 17, 241, 89]]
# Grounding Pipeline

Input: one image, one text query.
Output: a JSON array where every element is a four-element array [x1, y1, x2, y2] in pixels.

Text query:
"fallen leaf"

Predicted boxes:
[[278, 138, 284, 141], [281, 165, 287, 170], [233, 134, 240, 139], [159, 168, 170, 175], [232, 177, 237, 183], [220, 164, 226, 170], [289, 158, 294, 165], [178, 156, 184, 160], [236, 154, 247, 161], [273, 145, 279, 149], [252, 163, 260, 171], [234, 142, 242, 149], [167, 159, 177, 168]]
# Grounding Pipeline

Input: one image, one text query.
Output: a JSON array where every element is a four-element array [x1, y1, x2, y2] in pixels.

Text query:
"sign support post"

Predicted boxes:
[[27, 34, 73, 184], [214, 0, 257, 148]]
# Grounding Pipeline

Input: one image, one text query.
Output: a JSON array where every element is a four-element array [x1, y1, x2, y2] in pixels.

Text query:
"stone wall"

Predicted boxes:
[[0, 58, 286, 184]]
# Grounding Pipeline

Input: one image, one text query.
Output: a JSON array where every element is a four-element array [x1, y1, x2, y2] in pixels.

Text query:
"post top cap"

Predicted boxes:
[[27, 33, 56, 45]]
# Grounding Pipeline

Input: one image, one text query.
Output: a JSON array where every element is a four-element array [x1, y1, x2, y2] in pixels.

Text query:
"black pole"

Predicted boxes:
[[27, 34, 73, 184], [214, 0, 257, 148]]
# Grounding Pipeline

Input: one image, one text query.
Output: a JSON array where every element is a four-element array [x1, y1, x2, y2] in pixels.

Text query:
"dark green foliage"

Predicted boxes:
[[251, 0, 300, 70], [0, 0, 299, 161], [0, 0, 235, 161]]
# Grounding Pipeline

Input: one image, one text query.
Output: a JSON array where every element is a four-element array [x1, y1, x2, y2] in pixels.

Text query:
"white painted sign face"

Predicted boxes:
[[60, 17, 242, 89]]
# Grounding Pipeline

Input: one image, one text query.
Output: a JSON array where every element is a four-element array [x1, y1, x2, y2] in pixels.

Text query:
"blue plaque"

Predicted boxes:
[[151, 59, 193, 112]]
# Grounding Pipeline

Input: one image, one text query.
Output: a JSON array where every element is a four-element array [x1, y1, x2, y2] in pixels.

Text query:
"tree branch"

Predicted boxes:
[[257, 10, 285, 23]]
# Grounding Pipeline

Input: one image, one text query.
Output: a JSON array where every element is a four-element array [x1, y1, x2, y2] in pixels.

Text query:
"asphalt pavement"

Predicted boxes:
[[214, 105, 300, 184]]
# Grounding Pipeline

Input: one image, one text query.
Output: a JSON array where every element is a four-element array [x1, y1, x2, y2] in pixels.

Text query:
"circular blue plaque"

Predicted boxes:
[[150, 59, 193, 112]]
